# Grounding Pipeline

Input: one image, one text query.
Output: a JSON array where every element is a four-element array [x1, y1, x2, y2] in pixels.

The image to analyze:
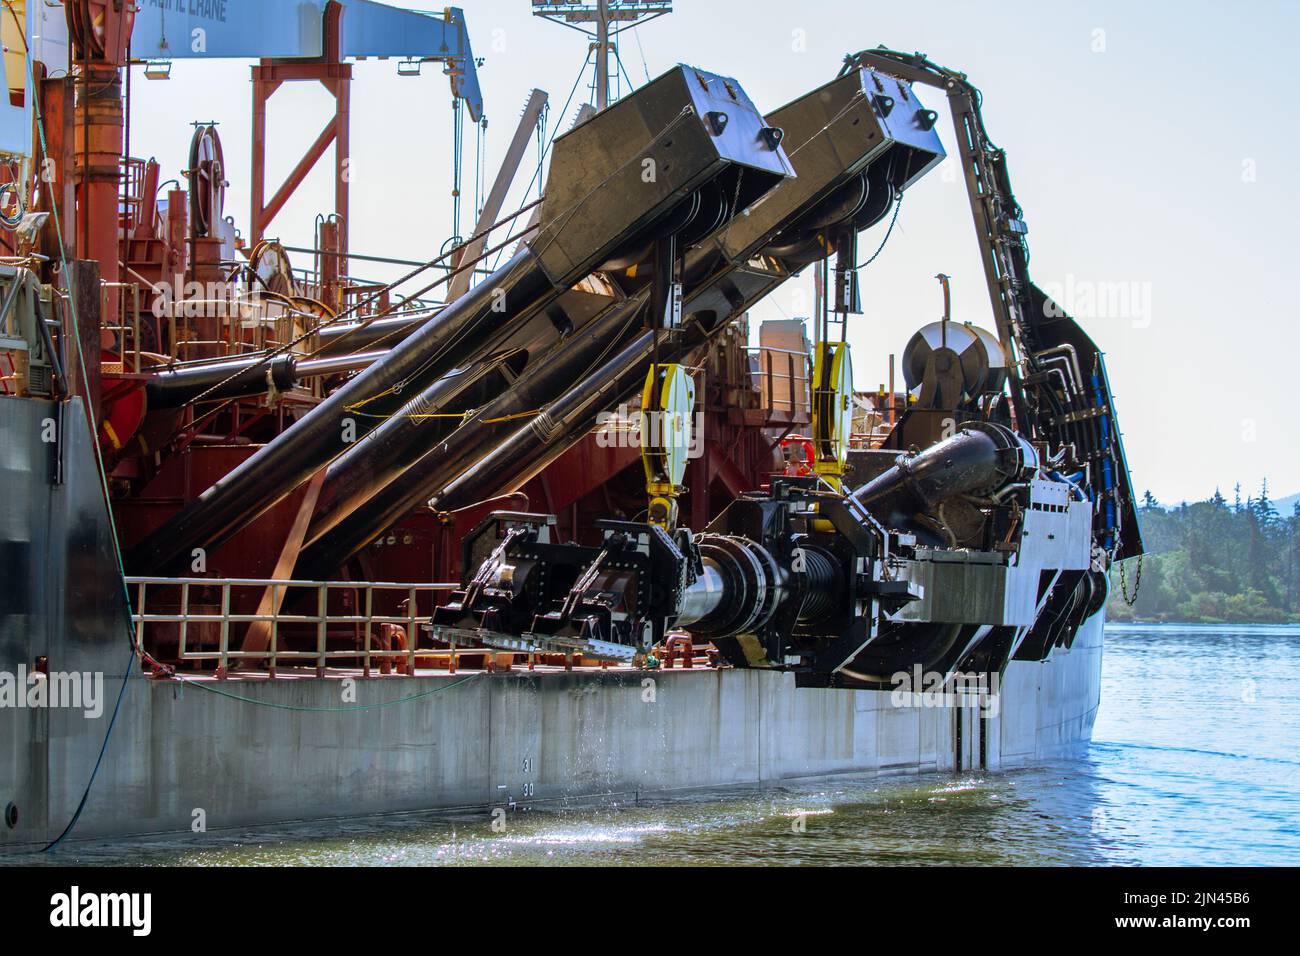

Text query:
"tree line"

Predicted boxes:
[[1106, 483, 1300, 624]]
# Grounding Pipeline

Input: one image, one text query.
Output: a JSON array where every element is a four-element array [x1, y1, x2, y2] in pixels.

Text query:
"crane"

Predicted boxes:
[[54, 0, 486, 272]]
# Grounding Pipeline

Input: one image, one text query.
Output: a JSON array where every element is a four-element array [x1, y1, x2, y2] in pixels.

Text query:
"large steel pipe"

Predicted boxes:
[[315, 313, 430, 355], [850, 422, 1039, 528], [144, 354, 299, 409], [676, 535, 836, 637], [143, 350, 385, 409], [127, 250, 551, 573], [302, 357, 505, 546], [127, 66, 793, 574], [297, 291, 651, 576]]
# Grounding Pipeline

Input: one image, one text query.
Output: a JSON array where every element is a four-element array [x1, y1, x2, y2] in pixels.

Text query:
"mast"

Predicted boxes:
[[531, 0, 672, 111], [596, 0, 610, 110]]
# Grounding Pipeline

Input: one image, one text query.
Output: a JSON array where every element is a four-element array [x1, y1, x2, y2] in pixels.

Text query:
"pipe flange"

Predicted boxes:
[[747, 538, 784, 633], [961, 421, 1039, 491], [694, 535, 762, 637], [692, 534, 787, 638]]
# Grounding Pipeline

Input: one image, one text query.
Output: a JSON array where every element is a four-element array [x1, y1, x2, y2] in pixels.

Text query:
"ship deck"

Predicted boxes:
[[156, 654, 719, 684]]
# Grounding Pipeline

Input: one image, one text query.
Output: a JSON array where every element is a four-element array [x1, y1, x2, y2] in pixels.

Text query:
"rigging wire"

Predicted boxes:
[[613, 46, 636, 97], [450, 96, 464, 241], [632, 25, 653, 84], [487, 55, 588, 274]]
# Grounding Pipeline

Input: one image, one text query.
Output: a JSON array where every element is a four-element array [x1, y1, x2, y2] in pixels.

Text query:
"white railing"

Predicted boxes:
[[126, 576, 459, 678]]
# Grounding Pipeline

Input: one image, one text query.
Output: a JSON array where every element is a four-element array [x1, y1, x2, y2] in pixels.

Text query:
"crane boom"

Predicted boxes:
[[130, 0, 483, 120]]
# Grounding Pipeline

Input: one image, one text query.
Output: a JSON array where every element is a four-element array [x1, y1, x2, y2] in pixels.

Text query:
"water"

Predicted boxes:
[[11, 625, 1300, 866]]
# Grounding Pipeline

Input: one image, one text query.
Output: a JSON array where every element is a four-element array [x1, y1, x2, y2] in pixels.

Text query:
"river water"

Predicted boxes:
[[13, 624, 1300, 866]]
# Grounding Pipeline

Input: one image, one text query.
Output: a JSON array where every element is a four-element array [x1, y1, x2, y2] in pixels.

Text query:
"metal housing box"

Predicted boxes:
[[534, 65, 794, 285], [718, 67, 945, 262]]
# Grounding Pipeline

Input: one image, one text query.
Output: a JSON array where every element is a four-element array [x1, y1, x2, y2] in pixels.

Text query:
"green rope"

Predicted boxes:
[[172, 673, 483, 712]]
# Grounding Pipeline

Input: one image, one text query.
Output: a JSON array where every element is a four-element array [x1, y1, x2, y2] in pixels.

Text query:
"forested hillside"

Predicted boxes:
[[1107, 483, 1300, 624]]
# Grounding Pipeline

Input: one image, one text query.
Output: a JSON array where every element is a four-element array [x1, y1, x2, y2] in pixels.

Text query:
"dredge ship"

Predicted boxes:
[[0, 1, 1140, 851]]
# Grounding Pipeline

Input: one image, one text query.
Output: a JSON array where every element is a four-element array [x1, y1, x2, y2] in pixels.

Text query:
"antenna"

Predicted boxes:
[[530, 1, 672, 111]]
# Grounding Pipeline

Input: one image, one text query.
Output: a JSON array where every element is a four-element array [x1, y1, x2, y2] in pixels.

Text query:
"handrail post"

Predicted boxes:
[[218, 583, 231, 679], [132, 286, 141, 373], [787, 352, 796, 412], [268, 583, 279, 678], [316, 583, 327, 678], [135, 581, 148, 665], [363, 585, 373, 677], [178, 581, 188, 664], [766, 350, 774, 409], [407, 586, 417, 675]]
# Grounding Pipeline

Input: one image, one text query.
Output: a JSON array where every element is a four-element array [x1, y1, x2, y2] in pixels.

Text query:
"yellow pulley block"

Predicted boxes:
[[640, 363, 695, 529], [811, 340, 853, 493]]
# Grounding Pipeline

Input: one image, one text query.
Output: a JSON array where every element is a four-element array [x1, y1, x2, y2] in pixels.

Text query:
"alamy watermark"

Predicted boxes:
[[1039, 274, 1153, 328], [889, 664, 1001, 719], [0, 666, 104, 718], [50, 886, 151, 937], [595, 404, 704, 458]]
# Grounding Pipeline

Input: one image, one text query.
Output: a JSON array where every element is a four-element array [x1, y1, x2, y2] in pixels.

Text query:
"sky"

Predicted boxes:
[[118, 0, 1299, 505]]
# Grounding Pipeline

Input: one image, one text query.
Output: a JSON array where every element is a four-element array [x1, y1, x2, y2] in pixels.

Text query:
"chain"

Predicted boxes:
[[1118, 552, 1143, 606]]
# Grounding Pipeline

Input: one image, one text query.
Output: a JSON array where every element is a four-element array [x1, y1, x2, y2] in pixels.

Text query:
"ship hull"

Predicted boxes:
[[0, 398, 1103, 852]]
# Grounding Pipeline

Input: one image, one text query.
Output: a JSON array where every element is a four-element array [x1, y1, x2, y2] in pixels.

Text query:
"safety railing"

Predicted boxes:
[[100, 282, 145, 372], [748, 345, 810, 414], [126, 576, 459, 678], [289, 265, 446, 316]]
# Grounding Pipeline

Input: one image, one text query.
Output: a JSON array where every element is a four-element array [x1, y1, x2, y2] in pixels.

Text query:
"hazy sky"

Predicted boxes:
[[121, 0, 1298, 504]]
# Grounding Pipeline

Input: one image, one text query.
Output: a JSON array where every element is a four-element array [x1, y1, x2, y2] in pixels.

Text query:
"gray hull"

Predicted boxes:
[[0, 398, 1103, 852]]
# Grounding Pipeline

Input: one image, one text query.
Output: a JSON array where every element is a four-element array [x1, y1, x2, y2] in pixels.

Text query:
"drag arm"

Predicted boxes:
[[841, 47, 1142, 559]]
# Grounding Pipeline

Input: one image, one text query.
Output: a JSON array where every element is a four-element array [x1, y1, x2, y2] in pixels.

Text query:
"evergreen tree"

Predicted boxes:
[[1108, 481, 1297, 623], [1288, 503, 1300, 613]]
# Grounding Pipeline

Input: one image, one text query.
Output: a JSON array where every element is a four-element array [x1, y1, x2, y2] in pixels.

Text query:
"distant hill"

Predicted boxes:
[[1160, 490, 1298, 514], [1108, 487, 1298, 624]]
